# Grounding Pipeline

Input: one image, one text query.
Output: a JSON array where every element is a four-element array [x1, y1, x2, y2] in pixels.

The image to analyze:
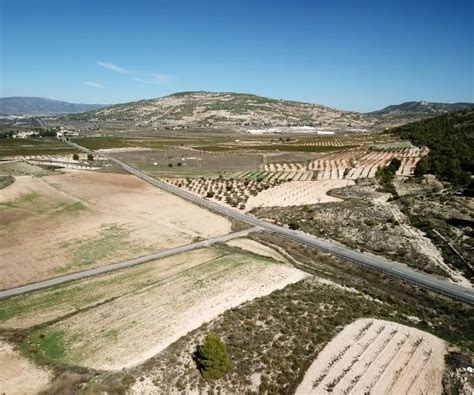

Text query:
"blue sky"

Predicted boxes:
[[1, 0, 472, 111]]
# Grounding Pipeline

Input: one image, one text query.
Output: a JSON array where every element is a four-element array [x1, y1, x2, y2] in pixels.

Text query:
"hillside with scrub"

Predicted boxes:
[[390, 110, 474, 190]]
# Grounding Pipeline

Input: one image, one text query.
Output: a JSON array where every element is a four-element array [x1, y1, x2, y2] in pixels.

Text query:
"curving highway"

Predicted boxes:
[[66, 141, 474, 304]]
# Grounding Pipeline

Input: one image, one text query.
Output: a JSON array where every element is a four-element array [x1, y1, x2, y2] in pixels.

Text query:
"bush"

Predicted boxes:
[[72, 153, 79, 161], [87, 153, 94, 161], [194, 333, 231, 380], [289, 222, 300, 230]]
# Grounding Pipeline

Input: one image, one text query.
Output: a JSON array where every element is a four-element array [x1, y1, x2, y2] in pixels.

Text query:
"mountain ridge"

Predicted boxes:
[[368, 100, 474, 118], [3, 93, 472, 130], [0, 96, 106, 115], [65, 91, 370, 130]]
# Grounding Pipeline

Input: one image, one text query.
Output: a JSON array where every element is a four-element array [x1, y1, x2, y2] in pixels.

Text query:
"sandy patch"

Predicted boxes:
[[246, 179, 354, 209], [0, 340, 50, 394], [296, 318, 446, 395], [44, 248, 306, 370], [0, 171, 231, 289], [226, 238, 288, 263]]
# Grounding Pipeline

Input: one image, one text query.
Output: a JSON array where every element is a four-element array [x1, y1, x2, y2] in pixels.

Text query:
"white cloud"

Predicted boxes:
[[97, 61, 129, 74], [133, 73, 173, 85], [82, 81, 104, 88], [96, 61, 174, 85]]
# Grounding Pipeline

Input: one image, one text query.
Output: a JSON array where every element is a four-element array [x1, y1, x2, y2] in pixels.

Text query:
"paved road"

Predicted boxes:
[[0, 228, 256, 299], [65, 141, 474, 304]]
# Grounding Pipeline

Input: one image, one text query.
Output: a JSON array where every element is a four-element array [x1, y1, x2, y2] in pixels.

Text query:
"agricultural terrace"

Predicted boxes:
[[158, 145, 426, 211], [0, 166, 231, 289], [0, 244, 305, 370], [262, 146, 429, 181]]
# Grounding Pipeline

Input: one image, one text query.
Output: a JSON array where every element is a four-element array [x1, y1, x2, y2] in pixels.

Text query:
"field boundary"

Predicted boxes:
[[0, 228, 258, 299]]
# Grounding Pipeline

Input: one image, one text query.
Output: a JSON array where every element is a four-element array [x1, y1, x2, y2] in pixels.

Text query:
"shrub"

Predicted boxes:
[[194, 333, 231, 380], [72, 153, 79, 161], [289, 222, 300, 230]]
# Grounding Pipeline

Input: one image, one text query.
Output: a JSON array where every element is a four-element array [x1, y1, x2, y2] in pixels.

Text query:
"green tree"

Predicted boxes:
[[289, 221, 300, 230], [87, 153, 94, 161], [414, 156, 428, 177], [387, 158, 401, 173], [72, 153, 79, 161], [195, 333, 231, 380]]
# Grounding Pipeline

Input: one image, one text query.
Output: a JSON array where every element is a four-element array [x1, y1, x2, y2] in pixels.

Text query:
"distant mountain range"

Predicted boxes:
[[2, 93, 472, 130], [367, 101, 474, 122], [0, 97, 105, 115]]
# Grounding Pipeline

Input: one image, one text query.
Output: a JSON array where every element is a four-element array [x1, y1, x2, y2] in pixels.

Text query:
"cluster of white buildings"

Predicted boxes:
[[12, 130, 38, 139], [12, 127, 79, 139], [55, 129, 79, 138]]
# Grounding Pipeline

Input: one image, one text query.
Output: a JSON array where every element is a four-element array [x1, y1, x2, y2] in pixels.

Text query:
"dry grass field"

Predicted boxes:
[[296, 318, 446, 395], [0, 244, 306, 371], [0, 168, 231, 289]]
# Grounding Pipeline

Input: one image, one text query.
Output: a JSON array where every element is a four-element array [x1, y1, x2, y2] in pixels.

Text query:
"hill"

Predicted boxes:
[[0, 97, 105, 115], [368, 101, 474, 125], [66, 91, 373, 130], [390, 109, 474, 188]]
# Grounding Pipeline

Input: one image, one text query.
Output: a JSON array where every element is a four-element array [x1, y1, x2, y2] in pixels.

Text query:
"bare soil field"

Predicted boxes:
[[110, 148, 264, 177], [0, 169, 231, 289], [296, 318, 446, 395], [15, 246, 305, 371], [0, 160, 54, 177], [245, 179, 354, 209], [0, 340, 50, 394]]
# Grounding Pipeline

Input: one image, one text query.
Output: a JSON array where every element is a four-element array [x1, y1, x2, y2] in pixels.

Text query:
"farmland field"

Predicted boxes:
[[0, 137, 77, 157], [0, 128, 471, 394], [0, 169, 231, 289], [262, 146, 428, 180], [0, 245, 306, 370], [296, 318, 446, 395]]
